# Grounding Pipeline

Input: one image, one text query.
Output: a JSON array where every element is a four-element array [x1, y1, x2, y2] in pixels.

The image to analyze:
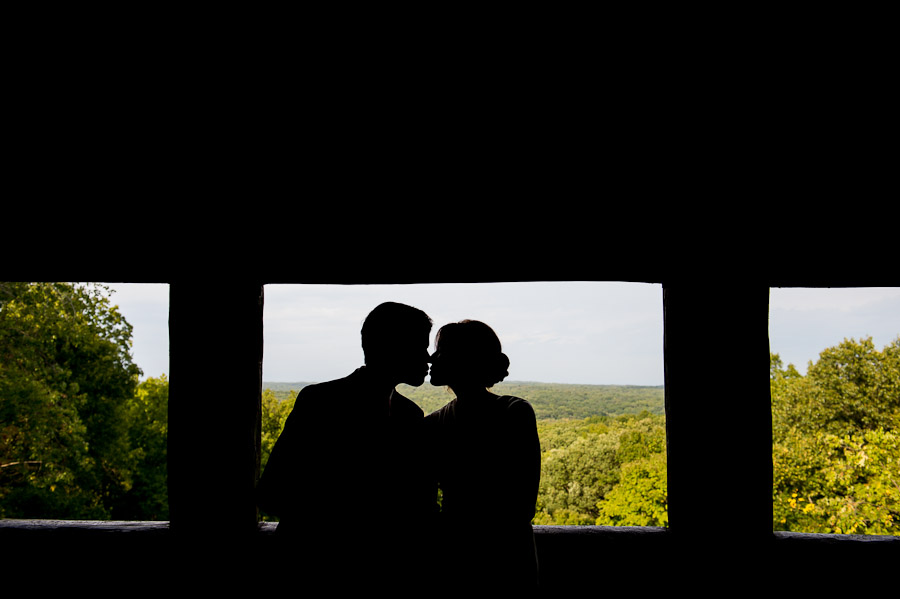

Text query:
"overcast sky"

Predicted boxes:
[[768, 286, 900, 374], [104, 283, 900, 386]]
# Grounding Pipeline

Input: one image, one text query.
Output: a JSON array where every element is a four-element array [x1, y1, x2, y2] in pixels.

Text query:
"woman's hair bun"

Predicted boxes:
[[485, 351, 510, 387]]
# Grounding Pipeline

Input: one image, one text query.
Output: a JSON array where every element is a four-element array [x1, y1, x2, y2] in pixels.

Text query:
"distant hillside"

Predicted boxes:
[[263, 381, 665, 420], [263, 382, 314, 400]]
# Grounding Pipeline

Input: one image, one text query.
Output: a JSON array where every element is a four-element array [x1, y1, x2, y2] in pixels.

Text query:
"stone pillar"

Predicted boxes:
[[168, 281, 263, 537], [663, 283, 772, 546]]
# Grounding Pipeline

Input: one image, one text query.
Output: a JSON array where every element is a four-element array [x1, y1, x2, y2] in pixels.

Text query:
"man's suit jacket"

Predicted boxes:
[[257, 367, 437, 574]]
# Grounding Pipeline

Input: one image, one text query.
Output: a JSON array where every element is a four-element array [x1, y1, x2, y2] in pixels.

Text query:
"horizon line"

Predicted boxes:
[[263, 379, 666, 388]]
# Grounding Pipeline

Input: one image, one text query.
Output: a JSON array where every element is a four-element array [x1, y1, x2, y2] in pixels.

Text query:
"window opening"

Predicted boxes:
[[769, 287, 900, 536], [261, 281, 666, 527], [0, 282, 169, 521]]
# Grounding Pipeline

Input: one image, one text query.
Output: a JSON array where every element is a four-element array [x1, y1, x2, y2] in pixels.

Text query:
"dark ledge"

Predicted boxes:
[[2, 520, 897, 545], [0, 519, 170, 534], [773, 529, 900, 545], [1, 520, 895, 592]]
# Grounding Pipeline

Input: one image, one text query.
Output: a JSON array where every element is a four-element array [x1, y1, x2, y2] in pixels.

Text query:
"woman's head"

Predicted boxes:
[[429, 320, 510, 391]]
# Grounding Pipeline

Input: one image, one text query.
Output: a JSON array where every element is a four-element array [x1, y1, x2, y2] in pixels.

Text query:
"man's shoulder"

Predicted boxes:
[[290, 373, 360, 415], [296, 370, 360, 397]]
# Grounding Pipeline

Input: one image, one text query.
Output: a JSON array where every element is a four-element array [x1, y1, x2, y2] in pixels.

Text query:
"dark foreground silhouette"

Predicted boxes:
[[256, 306, 541, 592], [426, 319, 542, 590], [256, 302, 436, 586]]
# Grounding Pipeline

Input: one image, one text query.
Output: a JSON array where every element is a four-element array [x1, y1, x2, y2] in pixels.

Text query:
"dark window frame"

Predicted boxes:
[[3, 276, 896, 591]]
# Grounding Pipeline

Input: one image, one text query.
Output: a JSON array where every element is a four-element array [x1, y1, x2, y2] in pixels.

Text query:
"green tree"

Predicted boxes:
[[536, 432, 621, 523], [533, 413, 667, 525], [774, 428, 900, 534], [258, 389, 296, 522], [114, 376, 169, 520], [771, 338, 900, 535], [773, 338, 900, 438], [0, 364, 102, 518], [615, 413, 666, 463], [261, 389, 294, 471], [596, 451, 668, 527], [806, 337, 900, 435], [0, 282, 140, 519], [770, 351, 806, 442]]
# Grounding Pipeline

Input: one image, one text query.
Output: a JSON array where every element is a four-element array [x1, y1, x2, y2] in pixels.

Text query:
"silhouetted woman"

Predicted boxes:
[[425, 320, 541, 590]]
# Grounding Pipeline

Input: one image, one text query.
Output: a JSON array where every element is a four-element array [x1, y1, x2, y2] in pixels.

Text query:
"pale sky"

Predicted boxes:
[[103, 283, 900, 386], [260, 282, 665, 386], [768, 287, 900, 374]]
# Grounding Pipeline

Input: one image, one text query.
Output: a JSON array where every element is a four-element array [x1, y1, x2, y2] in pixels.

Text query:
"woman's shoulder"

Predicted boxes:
[[497, 395, 536, 420], [425, 398, 458, 422], [497, 394, 532, 408]]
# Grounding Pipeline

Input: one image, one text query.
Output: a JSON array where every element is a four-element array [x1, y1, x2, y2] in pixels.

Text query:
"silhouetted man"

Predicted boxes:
[[256, 301, 436, 585]]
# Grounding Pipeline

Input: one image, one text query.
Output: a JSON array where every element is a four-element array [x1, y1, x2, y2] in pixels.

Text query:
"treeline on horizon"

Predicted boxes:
[[3, 283, 899, 536], [264, 381, 666, 420]]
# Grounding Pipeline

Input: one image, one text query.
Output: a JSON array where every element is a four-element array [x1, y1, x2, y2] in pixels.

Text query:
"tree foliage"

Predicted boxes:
[[532, 412, 668, 527], [116, 376, 169, 520], [261, 388, 294, 470], [0, 283, 167, 519], [772, 337, 900, 535], [596, 451, 668, 527], [3, 283, 897, 537]]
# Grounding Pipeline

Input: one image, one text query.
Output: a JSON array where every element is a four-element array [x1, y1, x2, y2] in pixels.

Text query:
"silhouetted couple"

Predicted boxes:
[[257, 302, 541, 592]]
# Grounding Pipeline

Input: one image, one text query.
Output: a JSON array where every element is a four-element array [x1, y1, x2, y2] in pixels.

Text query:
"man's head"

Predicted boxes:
[[361, 302, 433, 386]]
